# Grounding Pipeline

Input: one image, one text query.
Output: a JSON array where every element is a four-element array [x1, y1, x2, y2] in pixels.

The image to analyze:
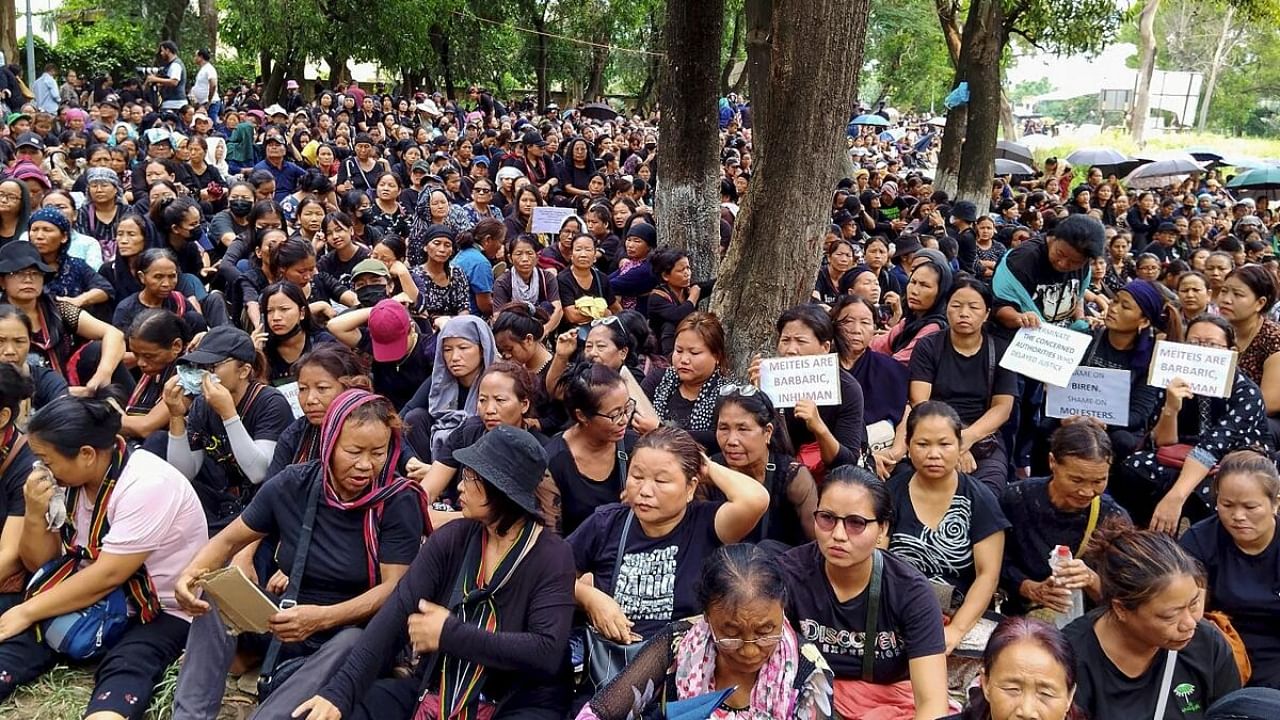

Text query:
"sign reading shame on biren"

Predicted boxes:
[[998, 325, 1092, 388], [1045, 367, 1131, 426], [758, 353, 841, 408], [1147, 340, 1237, 399]]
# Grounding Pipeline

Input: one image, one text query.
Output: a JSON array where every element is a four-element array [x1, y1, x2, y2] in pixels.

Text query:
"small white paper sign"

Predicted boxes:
[[758, 353, 842, 408], [1045, 367, 1131, 426], [1147, 340, 1238, 399], [998, 325, 1092, 387], [276, 381, 303, 418], [531, 206, 576, 234]]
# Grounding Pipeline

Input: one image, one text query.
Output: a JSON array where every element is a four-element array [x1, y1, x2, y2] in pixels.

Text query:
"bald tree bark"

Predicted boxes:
[[712, 0, 871, 373], [655, 0, 725, 282]]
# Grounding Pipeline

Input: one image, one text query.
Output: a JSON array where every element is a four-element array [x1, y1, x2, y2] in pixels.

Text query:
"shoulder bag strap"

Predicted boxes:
[[0, 433, 26, 479], [260, 474, 323, 681], [611, 509, 635, 591], [862, 549, 884, 681], [616, 441, 628, 489], [756, 460, 778, 541], [1077, 496, 1101, 558], [985, 335, 996, 405], [1152, 650, 1178, 720]]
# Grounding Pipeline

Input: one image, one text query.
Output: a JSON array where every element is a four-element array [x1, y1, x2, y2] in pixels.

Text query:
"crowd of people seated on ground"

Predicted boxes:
[[0, 57, 1276, 720]]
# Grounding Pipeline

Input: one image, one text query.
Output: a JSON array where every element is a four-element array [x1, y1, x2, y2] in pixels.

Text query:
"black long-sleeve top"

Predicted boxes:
[[647, 285, 696, 356], [317, 519, 577, 716]]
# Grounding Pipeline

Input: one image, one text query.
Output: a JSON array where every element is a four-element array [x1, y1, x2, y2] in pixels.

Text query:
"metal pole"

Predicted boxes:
[[24, 0, 35, 87]]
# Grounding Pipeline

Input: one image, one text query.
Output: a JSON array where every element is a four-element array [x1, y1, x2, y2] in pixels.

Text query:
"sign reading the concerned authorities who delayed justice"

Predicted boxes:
[[998, 324, 1093, 388], [1045, 367, 1131, 426], [1147, 340, 1238, 399], [758, 353, 842, 408]]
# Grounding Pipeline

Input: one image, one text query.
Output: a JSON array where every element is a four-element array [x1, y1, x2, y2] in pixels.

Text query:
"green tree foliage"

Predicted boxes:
[[862, 0, 952, 111], [1008, 77, 1052, 104], [1207, 26, 1280, 135]]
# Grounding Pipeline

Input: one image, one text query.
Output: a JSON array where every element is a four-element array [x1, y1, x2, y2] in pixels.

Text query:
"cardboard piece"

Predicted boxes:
[[198, 566, 279, 635], [1147, 340, 1237, 399]]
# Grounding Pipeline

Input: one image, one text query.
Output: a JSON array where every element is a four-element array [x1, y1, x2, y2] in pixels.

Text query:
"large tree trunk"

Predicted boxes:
[[160, 0, 187, 42], [1196, 4, 1235, 131], [326, 53, 348, 87], [655, 0, 725, 283], [585, 44, 609, 101], [712, 0, 870, 373], [932, 4, 964, 194], [429, 25, 455, 100], [532, 9, 549, 110], [954, 0, 1003, 207], [634, 9, 663, 113], [198, 0, 218, 53], [720, 7, 744, 95], [1129, 0, 1160, 143], [1, 0, 18, 68], [262, 55, 288, 104]]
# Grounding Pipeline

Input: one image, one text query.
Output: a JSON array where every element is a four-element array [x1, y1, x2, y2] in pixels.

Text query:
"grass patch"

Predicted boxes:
[[1029, 129, 1280, 165], [1, 662, 183, 720]]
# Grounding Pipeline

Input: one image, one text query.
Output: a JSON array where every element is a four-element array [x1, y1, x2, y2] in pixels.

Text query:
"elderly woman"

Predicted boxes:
[[1180, 450, 1280, 688], [1000, 423, 1131, 617], [0, 392, 208, 718], [569, 427, 769, 685], [0, 240, 125, 391], [292, 426, 576, 720], [173, 389, 429, 719], [1066, 524, 1241, 719], [580, 544, 834, 719], [780, 465, 951, 719], [948, 618, 1083, 720]]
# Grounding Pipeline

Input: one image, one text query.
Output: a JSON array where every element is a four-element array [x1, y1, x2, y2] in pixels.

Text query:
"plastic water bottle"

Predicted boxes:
[[1048, 545, 1084, 628]]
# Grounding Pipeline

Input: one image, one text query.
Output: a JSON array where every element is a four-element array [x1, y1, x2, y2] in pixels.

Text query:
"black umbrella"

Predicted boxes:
[[580, 102, 619, 121], [994, 158, 1035, 176], [995, 140, 1034, 165]]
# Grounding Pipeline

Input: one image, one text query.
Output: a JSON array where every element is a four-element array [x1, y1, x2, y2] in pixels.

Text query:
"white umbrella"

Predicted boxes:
[[1066, 147, 1128, 166], [1123, 157, 1205, 189], [927, 116, 947, 127]]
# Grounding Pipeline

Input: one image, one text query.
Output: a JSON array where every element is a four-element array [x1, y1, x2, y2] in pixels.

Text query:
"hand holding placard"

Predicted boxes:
[[1146, 340, 1237, 399], [998, 325, 1092, 387]]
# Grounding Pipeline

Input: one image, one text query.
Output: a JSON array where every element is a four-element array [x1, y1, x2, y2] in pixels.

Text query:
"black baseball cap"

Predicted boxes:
[[179, 326, 257, 366]]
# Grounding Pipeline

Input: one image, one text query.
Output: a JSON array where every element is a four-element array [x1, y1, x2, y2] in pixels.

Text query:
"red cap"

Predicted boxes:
[[368, 299, 410, 362]]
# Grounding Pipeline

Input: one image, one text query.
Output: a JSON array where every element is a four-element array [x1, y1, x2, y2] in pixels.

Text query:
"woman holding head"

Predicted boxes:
[[712, 386, 818, 546], [292, 426, 575, 720], [579, 544, 834, 719], [1000, 423, 1131, 617], [569, 427, 769, 650], [1066, 524, 1241, 718], [780, 465, 951, 719], [1180, 450, 1280, 688], [888, 402, 1009, 655]]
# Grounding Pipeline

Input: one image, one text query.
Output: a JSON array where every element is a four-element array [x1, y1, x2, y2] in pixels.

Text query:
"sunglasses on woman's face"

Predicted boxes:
[[813, 509, 877, 535]]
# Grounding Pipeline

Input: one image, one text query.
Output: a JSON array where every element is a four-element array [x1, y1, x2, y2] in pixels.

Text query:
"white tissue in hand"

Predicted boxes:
[[45, 484, 67, 530]]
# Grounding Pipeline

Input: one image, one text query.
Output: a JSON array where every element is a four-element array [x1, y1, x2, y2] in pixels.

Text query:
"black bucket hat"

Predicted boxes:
[[452, 425, 549, 516], [0, 241, 53, 274]]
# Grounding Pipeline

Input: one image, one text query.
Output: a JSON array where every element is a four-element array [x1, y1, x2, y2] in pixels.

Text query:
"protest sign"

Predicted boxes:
[[531, 206, 576, 234], [1045, 366, 1131, 426], [758, 353, 842, 408], [1147, 340, 1237, 399], [276, 381, 303, 418], [998, 325, 1092, 387]]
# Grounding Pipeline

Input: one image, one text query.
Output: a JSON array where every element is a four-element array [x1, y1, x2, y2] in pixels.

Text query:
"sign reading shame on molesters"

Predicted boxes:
[[998, 325, 1093, 388], [759, 353, 842, 409], [1147, 340, 1237, 399], [1045, 367, 1131, 426]]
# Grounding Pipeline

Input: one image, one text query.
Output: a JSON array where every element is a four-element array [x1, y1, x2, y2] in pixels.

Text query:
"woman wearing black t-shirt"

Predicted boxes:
[[569, 427, 768, 649], [544, 362, 639, 535], [267, 343, 369, 479], [1065, 524, 1241, 720], [0, 363, 34, 592], [711, 387, 817, 547], [255, 281, 335, 384], [120, 309, 188, 441], [779, 466, 950, 719], [904, 276, 1016, 494], [887, 402, 1009, 655], [1180, 450, 1280, 689]]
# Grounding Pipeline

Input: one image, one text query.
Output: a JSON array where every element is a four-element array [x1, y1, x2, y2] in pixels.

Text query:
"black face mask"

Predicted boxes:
[[229, 199, 253, 216], [272, 322, 304, 341], [358, 209, 373, 224], [68, 148, 86, 160], [356, 284, 388, 308]]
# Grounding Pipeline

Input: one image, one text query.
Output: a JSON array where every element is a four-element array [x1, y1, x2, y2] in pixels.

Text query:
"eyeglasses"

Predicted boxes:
[[1185, 339, 1230, 349], [194, 357, 238, 373], [710, 628, 783, 651], [593, 398, 637, 425], [0, 193, 20, 203], [473, 187, 493, 194], [718, 383, 759, 398], [7, 269, 43, 281], [813, 509, 878, 535]]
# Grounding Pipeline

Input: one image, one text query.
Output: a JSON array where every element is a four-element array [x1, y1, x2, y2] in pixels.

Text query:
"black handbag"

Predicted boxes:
[[256, 475, 322, 700], [584, 509, 645, 690]]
